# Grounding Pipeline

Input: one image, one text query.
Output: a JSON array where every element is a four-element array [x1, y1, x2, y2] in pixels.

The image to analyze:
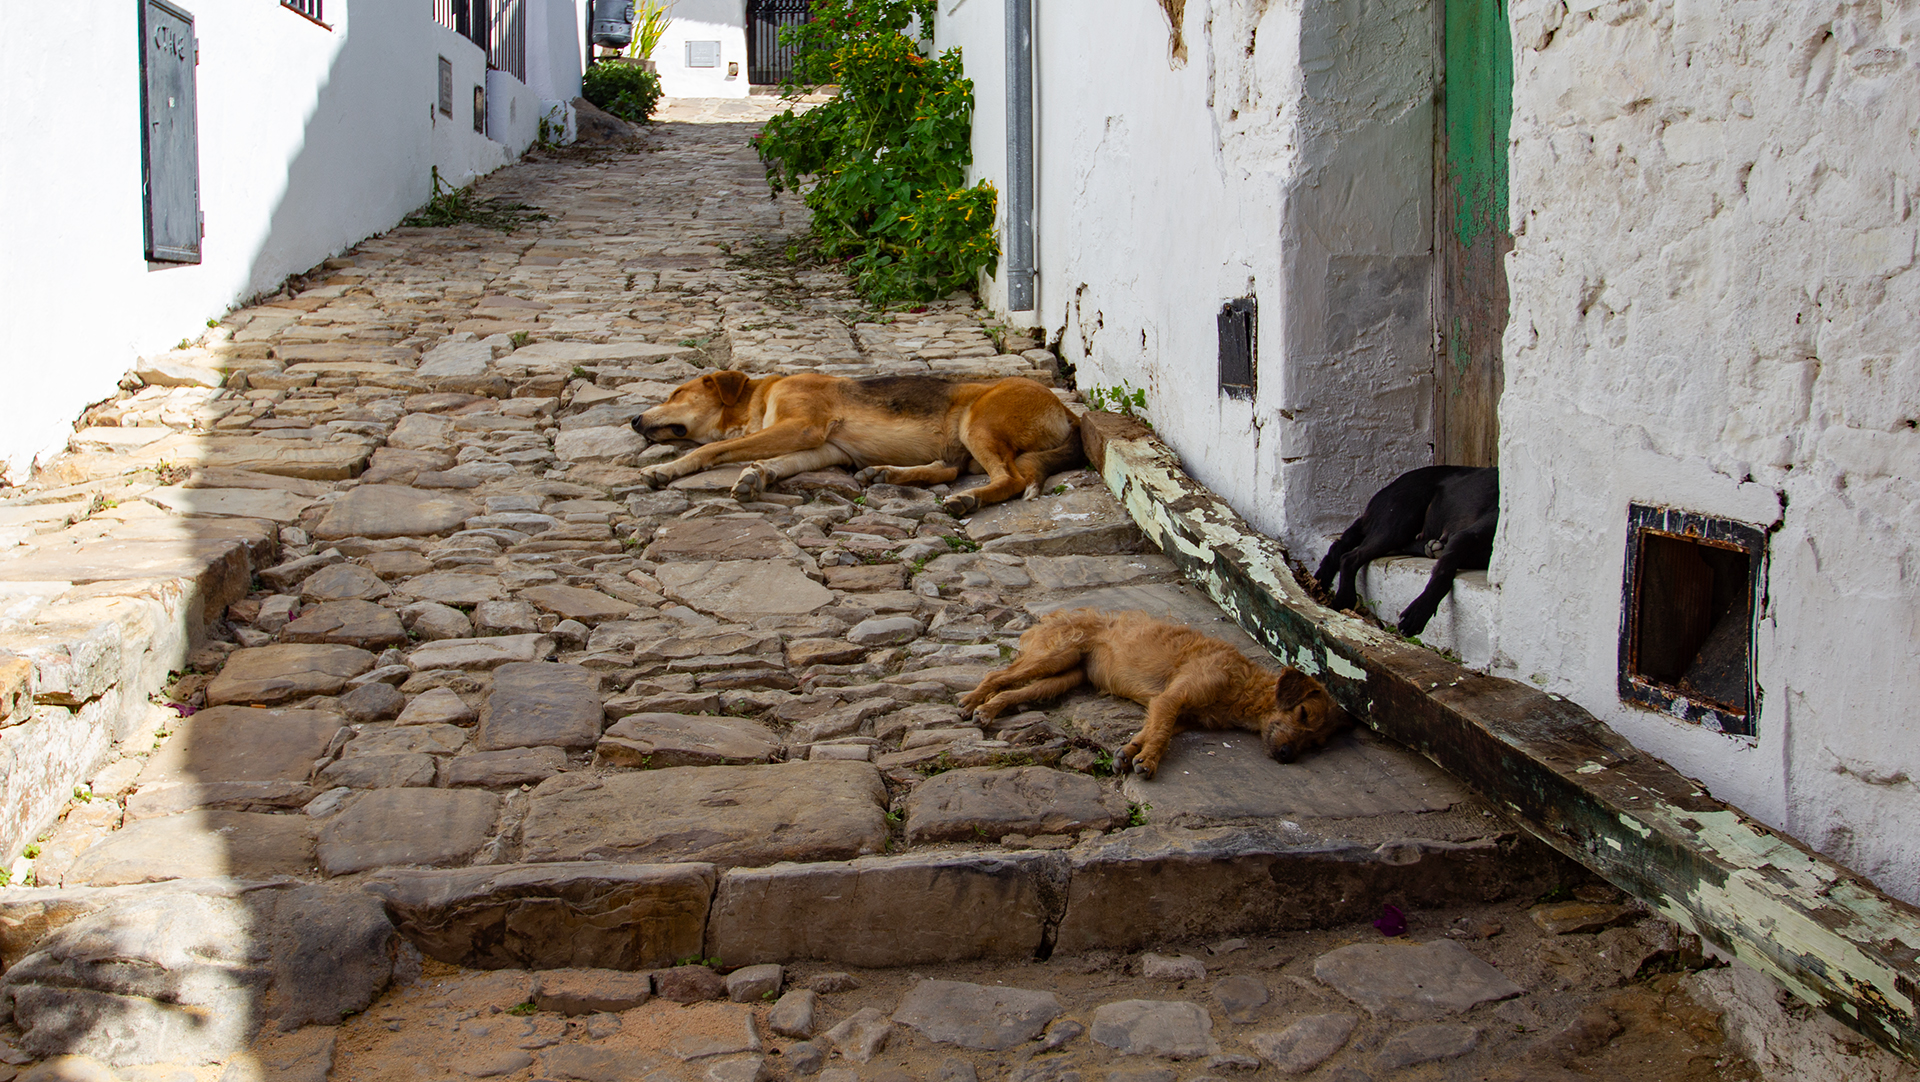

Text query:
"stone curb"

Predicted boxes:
[[1077, 411, 1920, 1063], [0, 826, 1562, 979]]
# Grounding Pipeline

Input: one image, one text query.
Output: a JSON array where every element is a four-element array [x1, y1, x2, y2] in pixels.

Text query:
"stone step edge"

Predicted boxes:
[[0, 828, 1560, 975], [1076, 410, 1920, 1065], [0, 532, 260, 865]]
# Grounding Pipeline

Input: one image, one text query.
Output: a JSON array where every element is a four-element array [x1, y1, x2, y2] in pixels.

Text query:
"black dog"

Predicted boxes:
[[1315, 466, 1498, 636]]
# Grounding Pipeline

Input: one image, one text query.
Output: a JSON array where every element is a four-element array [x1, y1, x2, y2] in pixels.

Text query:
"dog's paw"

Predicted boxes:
[[853, 466, 890, 486], [1116, 740, 1147, 777], [941, 492, 981, 517], [730, 464, 769, 502], [635, 465, 670, 491], [1395, 606, 1436, 637]]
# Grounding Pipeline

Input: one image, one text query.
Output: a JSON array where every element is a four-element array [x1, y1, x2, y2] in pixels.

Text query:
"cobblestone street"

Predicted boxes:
[[0, 100, 1812, 1082]]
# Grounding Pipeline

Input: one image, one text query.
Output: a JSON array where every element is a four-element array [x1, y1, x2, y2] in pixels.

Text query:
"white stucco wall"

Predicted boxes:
[[487, 68, 546, 151], [1498, 0, 1920, 904], [938, 1, 1438, 555], [0, 3, 568, 482], [652, 0, 750, 97], [527, 0, 588, 106]]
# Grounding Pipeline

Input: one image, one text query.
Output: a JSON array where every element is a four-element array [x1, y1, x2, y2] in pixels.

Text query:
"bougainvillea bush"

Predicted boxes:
[[753, 0, 998, 306]]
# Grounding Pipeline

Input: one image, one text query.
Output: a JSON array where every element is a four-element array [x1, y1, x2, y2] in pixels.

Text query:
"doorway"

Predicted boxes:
[[746, 0, 811, 86]]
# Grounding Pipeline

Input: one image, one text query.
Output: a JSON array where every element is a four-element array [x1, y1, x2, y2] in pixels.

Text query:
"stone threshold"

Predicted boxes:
[[0, 822, 1562, 978], [1076, 411, 1920, 1064]]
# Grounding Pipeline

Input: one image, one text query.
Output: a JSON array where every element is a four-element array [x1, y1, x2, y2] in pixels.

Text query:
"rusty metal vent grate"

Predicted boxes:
[[1617, 504, 1765, 737]]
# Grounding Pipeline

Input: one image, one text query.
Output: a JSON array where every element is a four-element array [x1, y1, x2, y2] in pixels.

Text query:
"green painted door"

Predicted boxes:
[[1435, 0, 1512, 467]]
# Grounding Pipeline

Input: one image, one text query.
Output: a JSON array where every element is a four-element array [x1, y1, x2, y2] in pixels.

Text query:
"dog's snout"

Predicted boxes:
[[635, 417, 688, 440], [1272, 742, 1297, 763]]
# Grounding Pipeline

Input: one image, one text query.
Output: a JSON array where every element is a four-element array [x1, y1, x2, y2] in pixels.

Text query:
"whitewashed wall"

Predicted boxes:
[[0, 2, 576, 483], [528, 0, 589, 111], [1497, 0, 1920, 904], [653, 0, 751, 97], [937, 1, 1438, 554]]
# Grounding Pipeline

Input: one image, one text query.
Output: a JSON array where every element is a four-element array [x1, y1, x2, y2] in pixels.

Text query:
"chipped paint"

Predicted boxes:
[[1325, 653, 1366, 682], [1080, 414, 1920, 1064]]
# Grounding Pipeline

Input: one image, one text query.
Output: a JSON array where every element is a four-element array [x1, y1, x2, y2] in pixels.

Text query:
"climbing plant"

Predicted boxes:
[[753, 0, 999, 306]]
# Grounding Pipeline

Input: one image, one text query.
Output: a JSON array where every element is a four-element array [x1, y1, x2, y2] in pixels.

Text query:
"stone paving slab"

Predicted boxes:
[[205, 643, 375, 705], [1119, 728, 1472, 820], [598, 713, 782, 768], [316, 788, 501, 876], [133, 705, 345, 788], [904, 766, 1125, 843], [477, 660, 603, 750], [64, 810, 315, 886], [707, 851, 1064, 967], [521, 763, 888, 868], [367, 861, 713, 970]]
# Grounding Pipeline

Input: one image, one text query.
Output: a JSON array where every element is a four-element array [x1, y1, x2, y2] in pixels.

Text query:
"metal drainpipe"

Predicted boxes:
[[1005, 0, 1036, 311]]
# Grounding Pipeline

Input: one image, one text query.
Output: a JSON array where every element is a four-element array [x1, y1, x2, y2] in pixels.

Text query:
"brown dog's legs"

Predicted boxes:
[[1117, 670, 1228, 778], [961, 652, 1082, 719], [855, 461, 966, 487], [730, 445, 857, 501], [960, 619, 1092, 720], [943, 432, 1035, 515], [972, 669, 1087, 722]]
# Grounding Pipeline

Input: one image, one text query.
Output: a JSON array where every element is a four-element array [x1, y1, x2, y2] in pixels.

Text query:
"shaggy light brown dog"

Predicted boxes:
[[960, 608, 1347, 778], [631, 371, 1080, 515]]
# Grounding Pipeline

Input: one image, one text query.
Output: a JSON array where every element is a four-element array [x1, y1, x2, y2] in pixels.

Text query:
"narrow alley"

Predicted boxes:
[[0, 100, 1861, 1082]]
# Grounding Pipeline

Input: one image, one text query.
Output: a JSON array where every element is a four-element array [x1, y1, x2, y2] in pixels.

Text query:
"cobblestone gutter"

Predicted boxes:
[[1078, 412, 1920, 1064]]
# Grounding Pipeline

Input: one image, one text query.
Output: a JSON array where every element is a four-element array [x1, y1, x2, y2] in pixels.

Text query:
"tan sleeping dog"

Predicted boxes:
[[631, 371, 1081, 515], [960, 608, 1347, 778]]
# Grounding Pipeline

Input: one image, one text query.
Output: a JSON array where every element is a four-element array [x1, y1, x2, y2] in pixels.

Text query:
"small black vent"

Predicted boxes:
[[1218, 297, 1256, 399], [1618, 504, 1766, 737]]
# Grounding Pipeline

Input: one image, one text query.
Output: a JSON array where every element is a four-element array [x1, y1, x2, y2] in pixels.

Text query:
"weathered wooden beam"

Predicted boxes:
[[1079, 411, 1920, 1063]]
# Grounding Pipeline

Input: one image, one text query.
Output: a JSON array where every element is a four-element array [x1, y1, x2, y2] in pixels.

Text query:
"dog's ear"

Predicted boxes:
[[1275, 667, 1328, 710], [707, 370, 751, 406], [1282, 668, 1345, 727]]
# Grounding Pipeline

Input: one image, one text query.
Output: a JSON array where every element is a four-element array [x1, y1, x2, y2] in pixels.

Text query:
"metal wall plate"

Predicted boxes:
[[140, 0, 201, 264]]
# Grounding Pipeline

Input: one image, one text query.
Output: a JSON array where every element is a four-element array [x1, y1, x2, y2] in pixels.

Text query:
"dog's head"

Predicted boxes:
[[1260, 668, 1347, 763], [632, 370, 753, 443]]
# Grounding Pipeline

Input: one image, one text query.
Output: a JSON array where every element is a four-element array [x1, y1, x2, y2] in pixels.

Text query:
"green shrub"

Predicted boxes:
[[583, 61, 663, 123], [753, 0, 998, 306]]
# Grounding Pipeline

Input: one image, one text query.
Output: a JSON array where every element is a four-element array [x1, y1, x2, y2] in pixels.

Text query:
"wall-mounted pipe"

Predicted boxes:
[[1004, 0, 1035, 311]]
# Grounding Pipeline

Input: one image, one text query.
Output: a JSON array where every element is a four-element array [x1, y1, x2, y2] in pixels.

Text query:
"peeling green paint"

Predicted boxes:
[[1325, 653, 1366, 682], [1445, 0, 1512, 248]]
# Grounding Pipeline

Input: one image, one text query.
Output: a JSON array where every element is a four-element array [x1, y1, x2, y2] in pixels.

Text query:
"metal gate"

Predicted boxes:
[[433, 0, 526, 81], [746, 0, 809, 85]]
